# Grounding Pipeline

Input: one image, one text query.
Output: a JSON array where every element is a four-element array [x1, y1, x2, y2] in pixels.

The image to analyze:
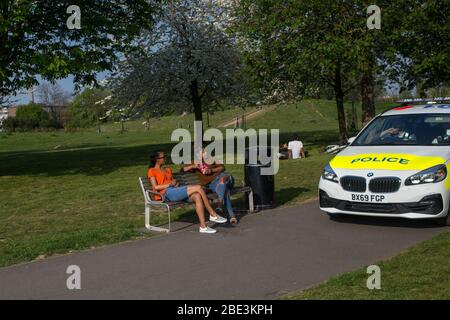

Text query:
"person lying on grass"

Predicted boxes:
[[182, 147, 238, 224], [147, 151, 227, 234]]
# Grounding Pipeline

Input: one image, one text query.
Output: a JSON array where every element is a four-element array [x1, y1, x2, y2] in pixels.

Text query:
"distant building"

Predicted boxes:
[[8, 106, 17, 118], [0, 107, 8, 120], [0, 107, 9, 130]]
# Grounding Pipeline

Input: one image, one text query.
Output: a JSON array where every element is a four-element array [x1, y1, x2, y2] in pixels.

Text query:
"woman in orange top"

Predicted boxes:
[[147, 151, 227, 234]]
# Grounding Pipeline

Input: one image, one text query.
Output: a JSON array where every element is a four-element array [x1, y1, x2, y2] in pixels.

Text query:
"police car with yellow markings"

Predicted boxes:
[[319, 98, 450, 225]]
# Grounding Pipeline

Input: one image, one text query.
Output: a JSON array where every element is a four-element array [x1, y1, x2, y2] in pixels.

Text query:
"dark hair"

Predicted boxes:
[[149, 151, 163, 168], [293, 134, 300, 140]]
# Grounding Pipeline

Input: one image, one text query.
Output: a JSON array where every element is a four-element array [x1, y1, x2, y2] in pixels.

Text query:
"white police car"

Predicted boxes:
[[319, 99, 450, 225]]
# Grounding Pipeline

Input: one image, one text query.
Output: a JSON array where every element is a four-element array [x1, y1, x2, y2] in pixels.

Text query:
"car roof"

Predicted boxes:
[[382, 104, 450, 116]]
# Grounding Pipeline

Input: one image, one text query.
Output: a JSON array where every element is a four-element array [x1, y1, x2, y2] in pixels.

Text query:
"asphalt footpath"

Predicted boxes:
[[0, 200, 447, 299]]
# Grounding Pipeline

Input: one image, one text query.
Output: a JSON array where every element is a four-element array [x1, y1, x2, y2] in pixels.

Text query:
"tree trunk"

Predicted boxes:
[[190, 79, 203, 123], [417, 81, 427, 98], [334, 64, 348, 144], [96, 116, 101, 133], [361, 66, 376, 126]]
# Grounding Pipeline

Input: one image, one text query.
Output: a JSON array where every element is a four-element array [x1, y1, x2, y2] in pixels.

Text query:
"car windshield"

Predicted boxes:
[[353, 114, 450, 146]]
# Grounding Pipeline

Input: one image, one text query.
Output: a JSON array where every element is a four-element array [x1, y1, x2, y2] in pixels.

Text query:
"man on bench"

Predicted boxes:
[[182, 147, 238, 224]]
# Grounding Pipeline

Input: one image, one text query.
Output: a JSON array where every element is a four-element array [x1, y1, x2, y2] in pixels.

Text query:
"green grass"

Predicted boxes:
[[0, 106, 260, 153], [284, 231, 450, 300], [0, 98, 400, 268]]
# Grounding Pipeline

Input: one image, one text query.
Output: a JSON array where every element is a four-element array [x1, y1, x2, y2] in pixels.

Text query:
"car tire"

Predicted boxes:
[[437, 213, 450, 226], [327, 212, 342, 221], [436, 202, 450, 226]]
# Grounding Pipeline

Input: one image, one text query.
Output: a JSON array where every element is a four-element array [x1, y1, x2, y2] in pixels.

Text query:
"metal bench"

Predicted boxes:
[[139, 172, 254, 232]]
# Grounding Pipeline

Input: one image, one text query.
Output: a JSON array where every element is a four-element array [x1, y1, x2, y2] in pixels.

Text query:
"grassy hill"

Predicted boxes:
[[0, 99, 393, 267]]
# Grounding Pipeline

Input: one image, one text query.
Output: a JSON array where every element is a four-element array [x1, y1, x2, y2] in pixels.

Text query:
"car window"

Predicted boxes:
[[354, 114, 450, 146]]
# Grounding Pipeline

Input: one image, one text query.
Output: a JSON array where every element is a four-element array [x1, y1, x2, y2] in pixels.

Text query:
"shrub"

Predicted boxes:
[[4, 104, 55, 131], [67, 88, 111, 128], [1, 117, 18, 132]]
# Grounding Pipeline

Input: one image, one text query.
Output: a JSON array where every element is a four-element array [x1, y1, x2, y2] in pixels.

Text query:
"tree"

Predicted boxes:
[[353, 2, 399, 125], [381, 0, 450, 94], [109, 106, 129, 133], [69, 88, 110, 132], [233, 0, 363, 143], [37, 82, 71, 106], [0, 0, 158, 99], [35, 82, 72, 127], [0, 95, 14, 108], [233, 1, 447, 137], [111, 0, 250, 128]]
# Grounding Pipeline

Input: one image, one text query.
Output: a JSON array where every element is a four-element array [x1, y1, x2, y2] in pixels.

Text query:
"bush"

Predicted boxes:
[[4, 104, 55, 132], [66, 102, 96, 128], [1, 117, 17, 132], [67, 88, 111, 128]]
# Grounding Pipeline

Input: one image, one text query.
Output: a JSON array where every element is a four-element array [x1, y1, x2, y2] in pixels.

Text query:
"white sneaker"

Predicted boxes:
[[199, 226, 217, 234], [209, 214, 227, 224]]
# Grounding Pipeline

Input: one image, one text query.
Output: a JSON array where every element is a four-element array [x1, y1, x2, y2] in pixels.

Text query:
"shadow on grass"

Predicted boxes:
[[0, 128, 340, 177], [0, 143, 177, 177], [329, 214, 448, 229]]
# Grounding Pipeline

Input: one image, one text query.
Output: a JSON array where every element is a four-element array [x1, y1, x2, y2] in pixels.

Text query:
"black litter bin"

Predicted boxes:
[[244, 146, 275, 210]]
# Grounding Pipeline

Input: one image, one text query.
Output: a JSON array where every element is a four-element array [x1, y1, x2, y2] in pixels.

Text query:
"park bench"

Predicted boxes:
[[139, 172, 254, 232]]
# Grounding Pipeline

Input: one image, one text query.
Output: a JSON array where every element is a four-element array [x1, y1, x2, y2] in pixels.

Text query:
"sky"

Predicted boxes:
[[9, 72, 108, 106]]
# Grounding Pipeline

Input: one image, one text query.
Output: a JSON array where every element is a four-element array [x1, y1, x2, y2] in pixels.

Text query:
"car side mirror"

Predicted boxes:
[[347, 136, 356, 145]]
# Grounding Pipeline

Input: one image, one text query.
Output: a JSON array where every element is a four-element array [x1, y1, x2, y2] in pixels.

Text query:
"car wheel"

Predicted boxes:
[[436, 202, 450, 226], [437, 213, 450, 226], [327, 212, 342, 221]]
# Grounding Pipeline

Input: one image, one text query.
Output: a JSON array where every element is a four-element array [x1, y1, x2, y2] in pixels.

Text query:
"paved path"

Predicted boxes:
[[0, 201, 447, 299], [219, 107, 273, 128]]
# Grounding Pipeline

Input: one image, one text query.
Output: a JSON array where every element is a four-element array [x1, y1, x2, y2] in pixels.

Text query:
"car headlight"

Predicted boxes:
[[405, 164, 447, 186], [322, 163, 339, 183]]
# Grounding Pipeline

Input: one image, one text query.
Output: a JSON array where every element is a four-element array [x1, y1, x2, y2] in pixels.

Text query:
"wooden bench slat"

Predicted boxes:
[[231, 186, 252, 194]]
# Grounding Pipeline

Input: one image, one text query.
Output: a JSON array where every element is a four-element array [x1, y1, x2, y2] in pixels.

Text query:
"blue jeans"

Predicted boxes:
[[208, 173, 235, 218]]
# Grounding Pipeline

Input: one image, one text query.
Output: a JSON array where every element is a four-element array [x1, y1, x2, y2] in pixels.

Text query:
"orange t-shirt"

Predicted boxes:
[[147, 167, 173, 200]]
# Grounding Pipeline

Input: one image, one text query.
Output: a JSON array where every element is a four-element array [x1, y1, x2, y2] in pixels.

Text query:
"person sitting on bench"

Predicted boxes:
[[148, 151, 227, 234], [182, 148, 238, 224]]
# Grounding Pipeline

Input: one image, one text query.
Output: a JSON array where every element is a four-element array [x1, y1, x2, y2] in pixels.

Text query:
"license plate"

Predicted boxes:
[[351, 194, 386, 203]]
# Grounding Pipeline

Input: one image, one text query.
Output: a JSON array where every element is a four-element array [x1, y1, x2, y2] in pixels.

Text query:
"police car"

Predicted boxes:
[[319, 98, 450, 225]]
